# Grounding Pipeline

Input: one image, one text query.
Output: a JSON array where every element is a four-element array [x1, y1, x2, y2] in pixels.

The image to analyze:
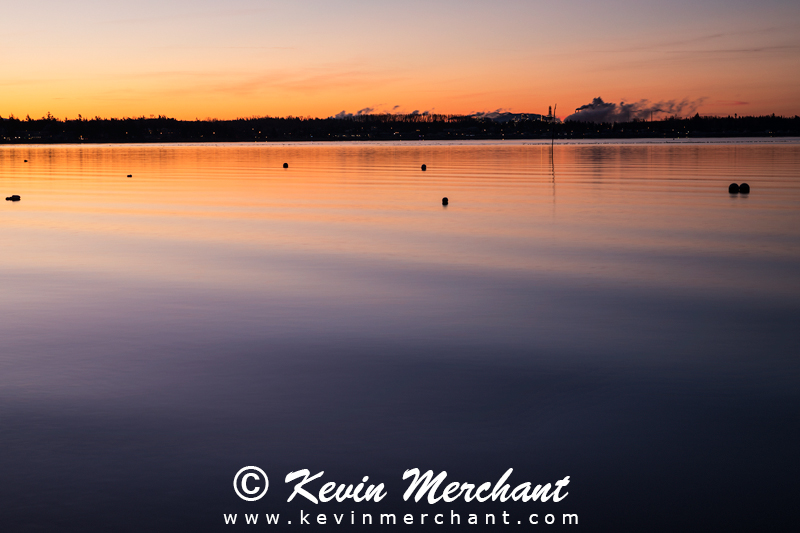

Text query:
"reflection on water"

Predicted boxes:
[[1, 141, 799, 531]]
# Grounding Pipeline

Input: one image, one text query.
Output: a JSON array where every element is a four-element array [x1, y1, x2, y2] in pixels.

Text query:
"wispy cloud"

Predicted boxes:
[[587, 25, 796, 55], [107, 7, 266, 26], [102, 64, 405, 99]]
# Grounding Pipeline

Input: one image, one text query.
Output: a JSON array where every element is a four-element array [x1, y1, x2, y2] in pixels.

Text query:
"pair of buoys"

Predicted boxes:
[[280, 161, 443, 203], [421, 164, 445, 203], [6, 195, 21, 201], [729, 183, 750, 194]]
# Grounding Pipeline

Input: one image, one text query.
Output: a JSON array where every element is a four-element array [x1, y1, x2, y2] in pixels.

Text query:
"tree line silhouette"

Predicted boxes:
[[1, 113, 798, 143]]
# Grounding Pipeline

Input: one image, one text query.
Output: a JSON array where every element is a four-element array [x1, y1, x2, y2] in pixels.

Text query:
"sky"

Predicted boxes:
[[1, 0, 799, 120]]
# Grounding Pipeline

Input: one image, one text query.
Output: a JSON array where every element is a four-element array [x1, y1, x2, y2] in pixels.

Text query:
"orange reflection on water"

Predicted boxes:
[[1, 141, 799, 297]]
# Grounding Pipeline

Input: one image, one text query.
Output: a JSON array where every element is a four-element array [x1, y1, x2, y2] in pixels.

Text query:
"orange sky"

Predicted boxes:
[[2, 1, 799, 120]]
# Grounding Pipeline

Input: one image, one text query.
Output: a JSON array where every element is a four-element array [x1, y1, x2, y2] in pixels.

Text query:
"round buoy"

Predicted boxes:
[[728, 183, 739, 194], [421, 164, 427, 171], [24, 160, 27, 163], [283, 163, 289, 169], [739, 183, 750, 194], [442, 197, 448, 206]]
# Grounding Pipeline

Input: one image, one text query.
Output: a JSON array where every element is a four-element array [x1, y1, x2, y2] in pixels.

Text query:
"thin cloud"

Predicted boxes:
[[111, 65, 405, 99], [108, 7, 266, 26], [593, 25, 792, 54]]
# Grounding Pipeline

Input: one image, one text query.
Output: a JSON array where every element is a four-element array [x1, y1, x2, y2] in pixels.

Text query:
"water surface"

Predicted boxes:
[[1, 141, 799, 531]]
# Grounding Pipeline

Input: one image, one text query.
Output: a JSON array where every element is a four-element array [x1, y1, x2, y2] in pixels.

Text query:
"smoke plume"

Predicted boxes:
[[565, 97, 705, 123], [331, 107, 375, 119], [330, 106, 432, 119], [470, 109, 547, 122]]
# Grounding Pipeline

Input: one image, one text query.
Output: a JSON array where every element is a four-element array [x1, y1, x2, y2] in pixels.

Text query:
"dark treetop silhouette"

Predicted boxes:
[[1, 113, 798, 143]]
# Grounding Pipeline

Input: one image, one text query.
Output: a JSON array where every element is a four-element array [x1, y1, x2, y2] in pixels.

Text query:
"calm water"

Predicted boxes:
[[1, 141, 799, 531]]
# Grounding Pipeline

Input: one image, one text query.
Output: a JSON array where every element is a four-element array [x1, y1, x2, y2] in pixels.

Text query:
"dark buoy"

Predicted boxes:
[[127, 174, 132, 178], [728, 183, 739, 194], [739, 183, 750, 194], [283, 163, 289, 169], [421, 164, 427, 171], [442, 197, 448, 206], [5, 195, 21, 201], [24, 160, 27, 163]]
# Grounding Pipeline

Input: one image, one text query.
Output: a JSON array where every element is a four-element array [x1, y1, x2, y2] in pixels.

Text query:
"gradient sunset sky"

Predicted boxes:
[[2, 0, 799, 120]]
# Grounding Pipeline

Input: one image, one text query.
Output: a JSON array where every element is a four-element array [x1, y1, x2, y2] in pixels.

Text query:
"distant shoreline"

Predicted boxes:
[[4, 138, 800, 151], [2, 114, 798, 144]]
